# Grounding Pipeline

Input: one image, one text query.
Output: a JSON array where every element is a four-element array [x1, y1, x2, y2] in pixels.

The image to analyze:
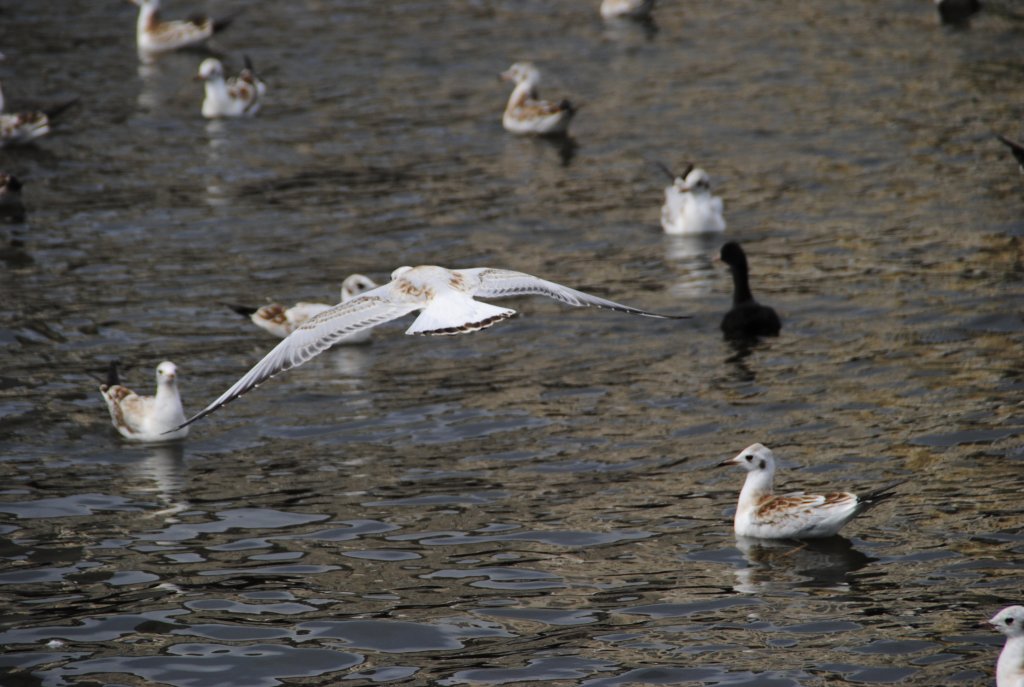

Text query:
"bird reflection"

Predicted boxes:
[[731, 535, 873, 594], [602, 15, 658, 41], [551, 135, 578, 167], [665, 235, 719, 298], [330, 346, 375, 383], [127, 443, 189, 520], [136, 62, 161, 111], [203, 120, 232, 207]]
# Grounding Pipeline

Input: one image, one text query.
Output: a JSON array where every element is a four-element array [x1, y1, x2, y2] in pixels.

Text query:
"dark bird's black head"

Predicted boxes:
[[720, 241, 748, 271]]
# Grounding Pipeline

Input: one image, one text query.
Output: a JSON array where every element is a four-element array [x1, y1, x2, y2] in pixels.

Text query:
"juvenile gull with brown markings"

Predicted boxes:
[[100, 361, 188, 442], [718, 443, 903, 539], [177, 264, 687, 429], [500, 63, 576, 136], [129, 0, 233, 58]]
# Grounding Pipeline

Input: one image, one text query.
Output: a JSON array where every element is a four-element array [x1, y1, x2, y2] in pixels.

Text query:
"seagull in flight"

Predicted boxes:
[[177, 265, 686, 429]]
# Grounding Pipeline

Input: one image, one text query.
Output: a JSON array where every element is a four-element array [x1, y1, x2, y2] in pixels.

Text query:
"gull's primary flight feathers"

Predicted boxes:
[[990, 605, 1024, 687], [718, 443, 902, 539], [178, 265, 685, 429], [100, 361, 188, 442]]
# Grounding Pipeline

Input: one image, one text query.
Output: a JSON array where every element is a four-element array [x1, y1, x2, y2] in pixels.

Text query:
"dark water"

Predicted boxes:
[[2, 1, 1023, 685]]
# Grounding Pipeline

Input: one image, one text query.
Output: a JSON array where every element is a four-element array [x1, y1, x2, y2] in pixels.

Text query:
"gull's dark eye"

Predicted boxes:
[[759, 460, 766, 469], [1007, 617, 1015, 625], [744, 455, 753, 462]]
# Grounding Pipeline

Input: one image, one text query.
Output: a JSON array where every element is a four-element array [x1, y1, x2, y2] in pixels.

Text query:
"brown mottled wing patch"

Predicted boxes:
[[101, 384, 146, 435], [755, 492, 856, 521], [150, 19, 213, 48], [255, 304, 288, 326], [511, 99, 567, 119]]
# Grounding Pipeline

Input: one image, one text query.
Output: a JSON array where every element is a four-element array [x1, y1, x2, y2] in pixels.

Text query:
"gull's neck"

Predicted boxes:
[[155, 379, 180, 406], [138, 2, 160, 34], [997, 636, 1024, 687], [506, 80, 536, 110], [204, 77, 229, 104], [737, 468, 775, 513]]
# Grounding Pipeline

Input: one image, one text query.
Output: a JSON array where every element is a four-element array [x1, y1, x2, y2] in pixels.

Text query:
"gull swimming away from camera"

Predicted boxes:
[[198, 56, 266, 118], [718, 443, 902, 539], [130, 0, 234, 57], [177, 265, 685, 429], [500, 62, 576, 136], [100, 361, 188, 442], [990, 605, 1024, 687], [658, 162, 725, 236], [227, 273, 378, 341]]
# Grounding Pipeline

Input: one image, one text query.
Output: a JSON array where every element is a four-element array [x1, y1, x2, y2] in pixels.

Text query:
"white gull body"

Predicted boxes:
[[718, 443, 900, 539], [229, 273, 378, 342], [661, 166, 725, 236], [100, 361, 188, 442], [130, 0, 231, 57], [180, 265, 684, 428], [600, 0, 655, 18], [198, 57, 266, 118], [500, 62, 575, 136], [991, 606, 1024, 687]]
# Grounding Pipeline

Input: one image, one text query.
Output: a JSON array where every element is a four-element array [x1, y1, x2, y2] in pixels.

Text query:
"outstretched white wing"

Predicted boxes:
[[462, 268, 687, 319], [176, 290, 419, 429]]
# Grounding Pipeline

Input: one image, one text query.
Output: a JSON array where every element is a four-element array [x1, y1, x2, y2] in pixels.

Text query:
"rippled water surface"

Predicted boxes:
[[2, 1, 1023, 686]]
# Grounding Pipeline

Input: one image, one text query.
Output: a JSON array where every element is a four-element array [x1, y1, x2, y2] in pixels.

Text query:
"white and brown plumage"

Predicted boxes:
[[130, 0, 233, 57], [600, 0, 655, 19], [197, 57, 265, 118], [227, 273, 378, 341], [100, 361, 188, 442], [0, 62, 76, 147], [178, 265, 685, 429], [718, 443, 902, 539], [990, 606, 1024, 687], [500, 63, 576, 136], [659, 163, 726, 236]]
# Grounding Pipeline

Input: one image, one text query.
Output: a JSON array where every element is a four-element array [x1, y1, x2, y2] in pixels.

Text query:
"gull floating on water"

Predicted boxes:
[[718, 443, 902, 539], [198, 56, 266, 118], [600, 0, 655, 19], [0, 56, 77, 147], [100, 361, 188, 442], [178, 265, 685, 428], [501, 62, 576, 136], [130, 0, 234, 57], [990, 605, 1024, 687], [719, 241, 780, 340], [659, 163, 725, 236], [227, 273, 378, 341]]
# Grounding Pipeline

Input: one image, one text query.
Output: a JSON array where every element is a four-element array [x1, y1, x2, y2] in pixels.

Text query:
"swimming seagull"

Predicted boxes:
[[197, 56, 266, 118], [996, 134, 1024, 172], [719, 241, 781, 340], [226, 273, 378, 341], [500, 62, 576, 136], [990, 606, 1024, 687], [659, 163, 726, 236], [718, 443, 903, 539], [0, 56, 77, 147], [176, 265, 686, 429], [130, 0, 234, 57], [600, 0, 655, 19], [100, 361, 188, 442]]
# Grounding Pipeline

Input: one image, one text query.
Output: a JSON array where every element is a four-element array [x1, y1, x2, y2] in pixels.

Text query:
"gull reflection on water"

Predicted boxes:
[[127, 442, 190, 521], [731, 535, 873, 594], [665, 234, 720, 298]]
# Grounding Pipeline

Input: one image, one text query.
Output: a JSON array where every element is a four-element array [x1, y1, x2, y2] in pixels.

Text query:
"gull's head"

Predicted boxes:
[[990, 606, 1024, 639], [341, 273, 378, 301], [501, 62, 540, 87], [391, 266, 414, 281], [197, 58, 225, 82], [679, 167, 712, 194], [156, 361, 178, 384], [718, 443, 776, 474]]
